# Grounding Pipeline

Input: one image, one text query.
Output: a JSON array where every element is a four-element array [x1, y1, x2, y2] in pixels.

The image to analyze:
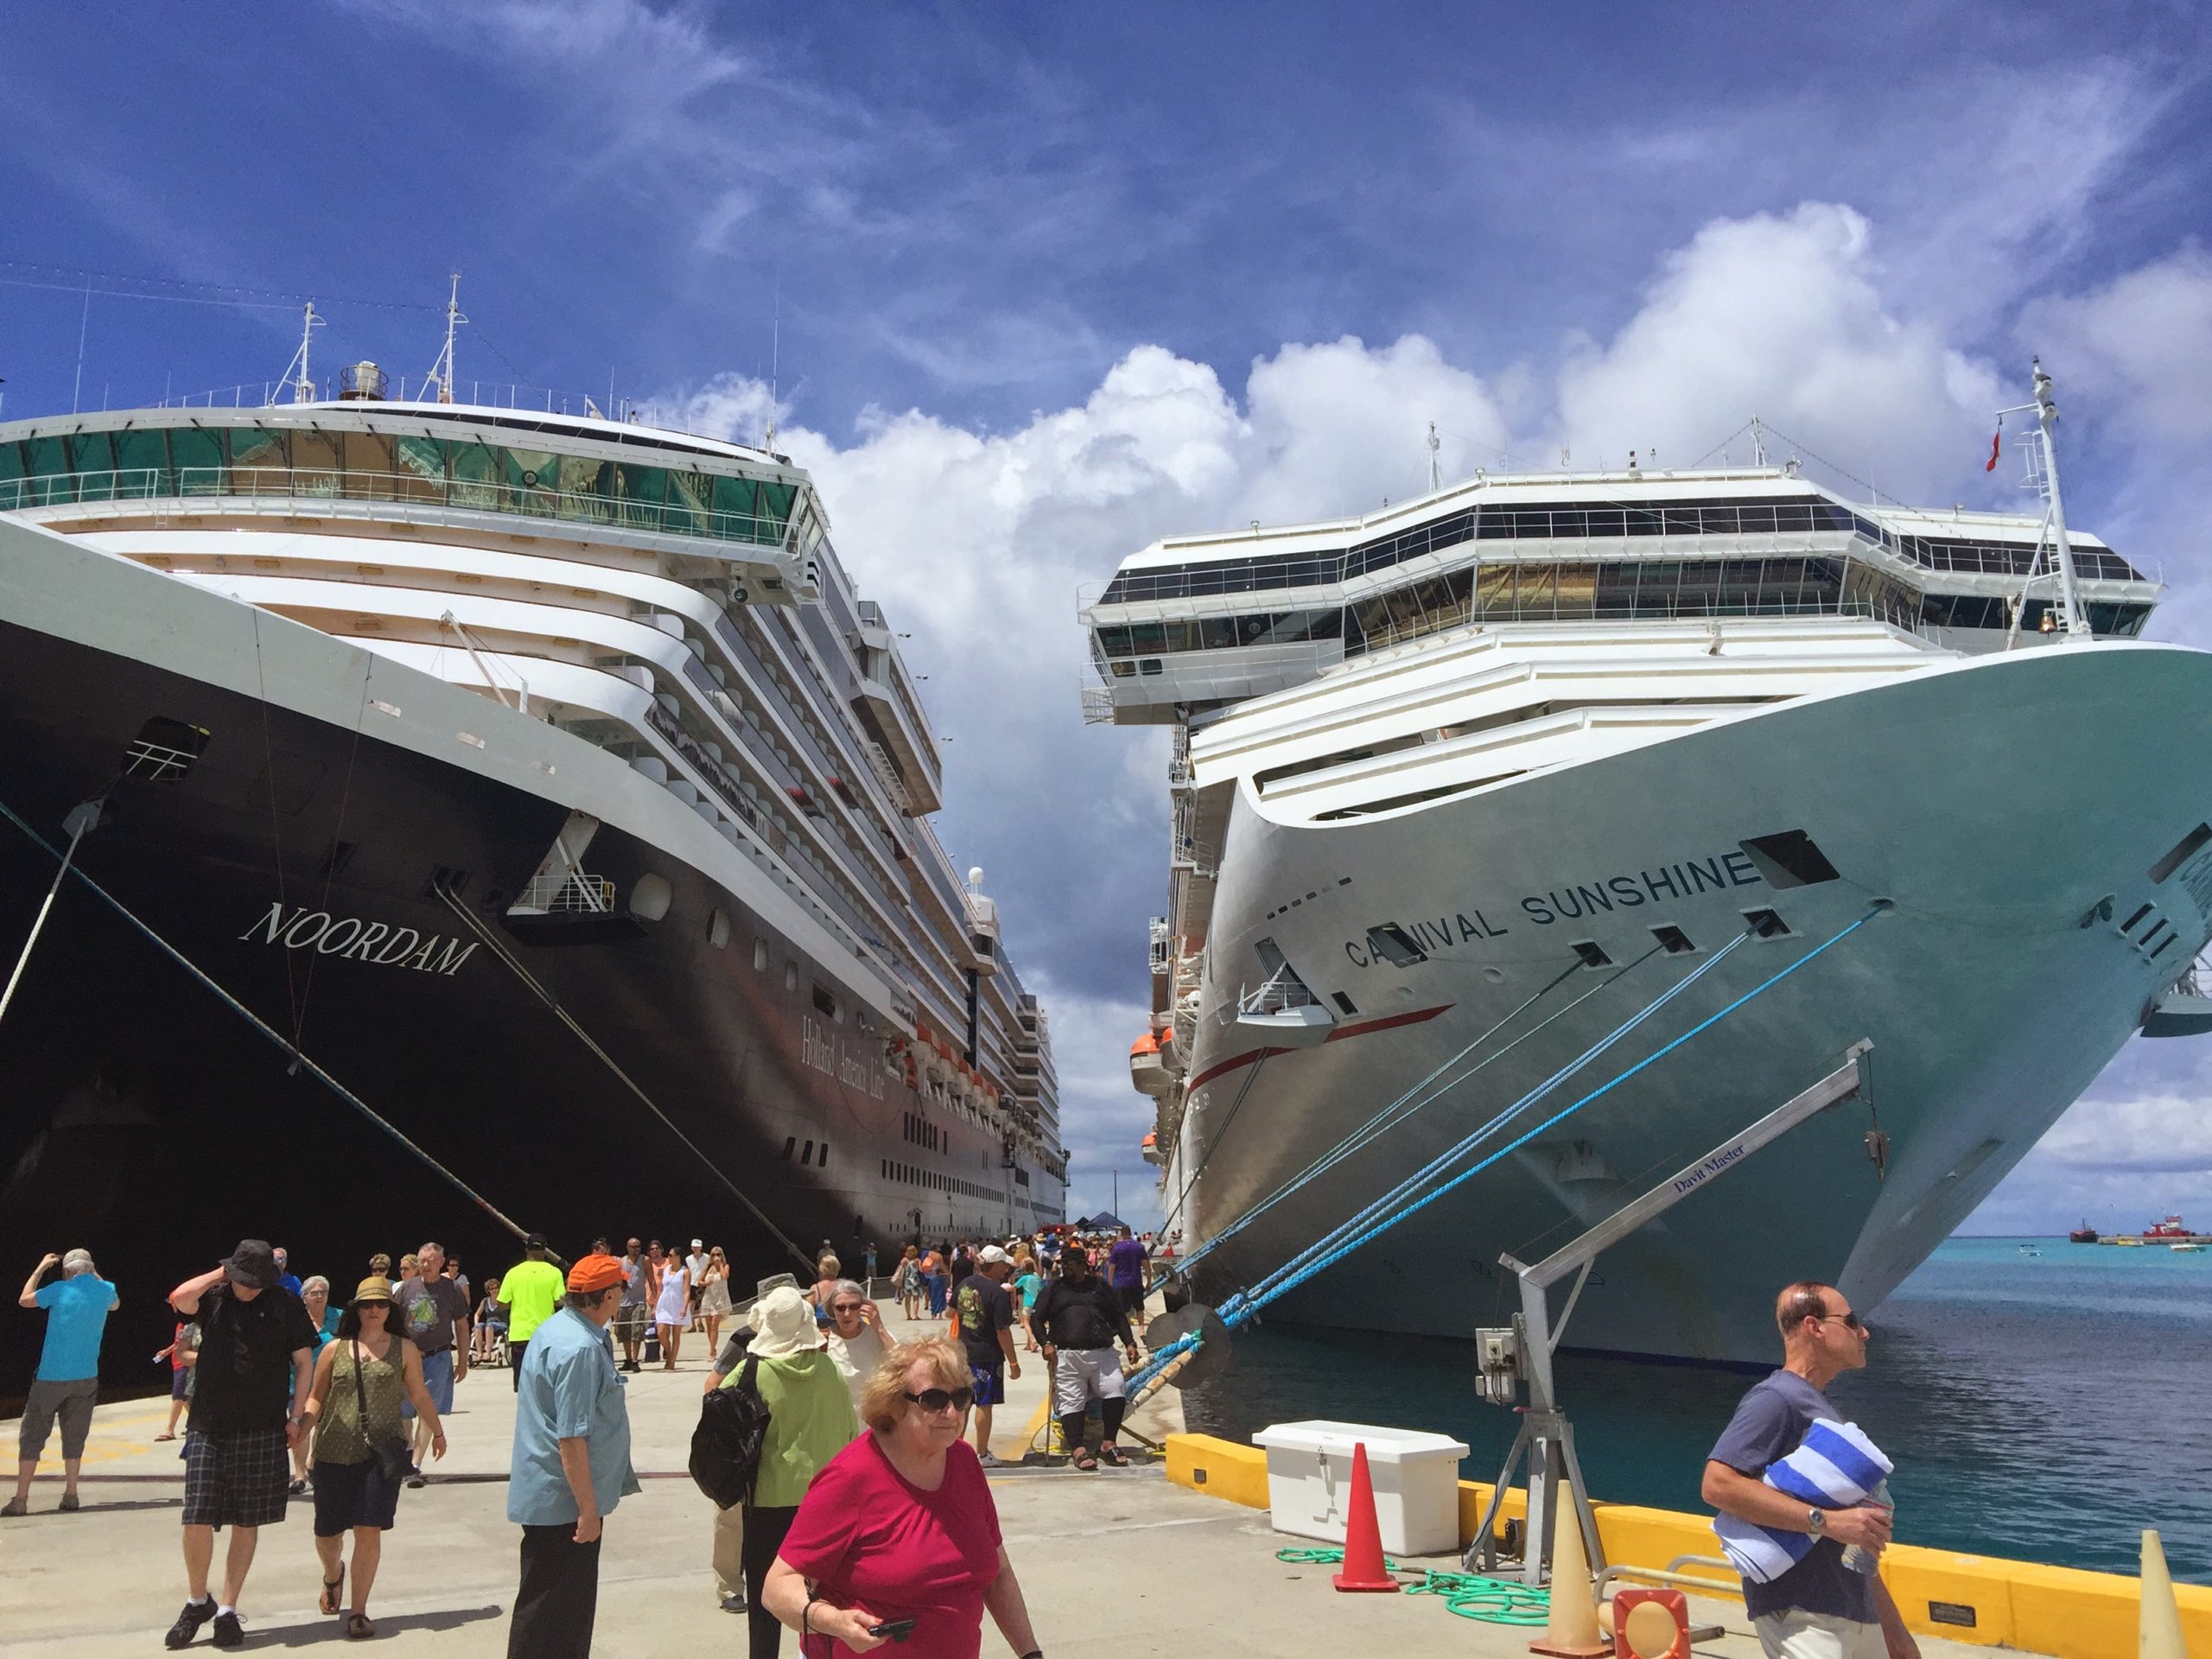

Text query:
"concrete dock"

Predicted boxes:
[[3, 1306, 2028, 1656]]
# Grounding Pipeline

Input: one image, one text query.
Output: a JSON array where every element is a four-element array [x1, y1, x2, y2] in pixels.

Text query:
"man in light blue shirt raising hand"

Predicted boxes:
[[7, 1248, 118, 1517], [506, 1253, 639, 1659]]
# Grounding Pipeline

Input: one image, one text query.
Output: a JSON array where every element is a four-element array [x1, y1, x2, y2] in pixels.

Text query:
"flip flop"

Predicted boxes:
[[321, 1567, 346, 1616], [346, 1611, 376, 1640], [1073, 1450, 1099, 1471], [154, 1433, 176, 1442], [1100, 1446, 1129, 1467]]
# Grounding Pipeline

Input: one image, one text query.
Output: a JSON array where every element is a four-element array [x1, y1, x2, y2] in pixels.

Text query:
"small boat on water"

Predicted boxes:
[[2018, 1243, 2042, 1257], [2173, 1242, 2206, 1254], [2069, 1219, 2100, 1243]]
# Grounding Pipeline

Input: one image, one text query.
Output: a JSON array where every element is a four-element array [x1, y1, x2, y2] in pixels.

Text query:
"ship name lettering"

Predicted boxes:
[[802, 1015, 887, 1099], [236, 901, 478, 977]]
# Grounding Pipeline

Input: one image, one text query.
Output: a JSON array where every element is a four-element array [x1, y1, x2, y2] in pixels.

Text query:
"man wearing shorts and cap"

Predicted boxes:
[[951, 1245, 1021, 1466], [507, 1252, 639, 1659], [7, 1248, 118, 1517], [1032, 1247, 1141, 1471], [164, 1241, 318, 1649], [496, 1234, 567, 1393]]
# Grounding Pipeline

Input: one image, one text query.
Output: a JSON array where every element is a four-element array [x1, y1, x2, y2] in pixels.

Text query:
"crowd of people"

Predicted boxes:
[[7, 1222, 1161, 1654]]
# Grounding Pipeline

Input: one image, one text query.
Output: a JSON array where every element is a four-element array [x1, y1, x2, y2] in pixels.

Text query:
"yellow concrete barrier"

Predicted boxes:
[[1162, 1433, 2212, 1656]]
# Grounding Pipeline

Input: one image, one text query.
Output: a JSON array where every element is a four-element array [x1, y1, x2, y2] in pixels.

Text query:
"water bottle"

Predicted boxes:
[[1840, 1479, 1892, 1574]]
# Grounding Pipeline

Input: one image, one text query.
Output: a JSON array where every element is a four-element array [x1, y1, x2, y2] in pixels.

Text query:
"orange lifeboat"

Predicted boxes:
[[1129, 1031, 1171, 1097], [1141, 1130, 1166, 1166]]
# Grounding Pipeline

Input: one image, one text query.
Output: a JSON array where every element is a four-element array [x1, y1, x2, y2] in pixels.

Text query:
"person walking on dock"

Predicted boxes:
[[1106, 1225, 1147, 1328], [506, 1253, 639, 1659], [823, 1279, 891, 1414], [496, 1234, 568, 1391], [157, 1317, 201, 1441], [615, 1238, 653, 1372], [1703, 1282, 1918, 1659], [299, 1275, 448, 1639], [393, 1243, 469, 1485], [164, 1241, 318, 1650], [1032, 1248, 1140, 1471], [7, 1248, 118, 1517], [952, 1247, 1021, 1467], [697, 1245, 734, 1352], [655, 1247, 693, 1370]]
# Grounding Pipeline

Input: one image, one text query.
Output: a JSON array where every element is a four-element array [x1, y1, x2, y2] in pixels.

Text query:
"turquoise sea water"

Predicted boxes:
[[1181, 1236, 2212, 1581]]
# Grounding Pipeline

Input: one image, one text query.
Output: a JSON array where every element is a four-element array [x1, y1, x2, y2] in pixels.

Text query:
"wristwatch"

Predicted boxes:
[[1806, 1507, 1827, 1538]]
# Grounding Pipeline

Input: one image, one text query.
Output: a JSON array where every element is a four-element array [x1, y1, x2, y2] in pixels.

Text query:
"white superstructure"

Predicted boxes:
[[1085, 377, 2212, 1361]]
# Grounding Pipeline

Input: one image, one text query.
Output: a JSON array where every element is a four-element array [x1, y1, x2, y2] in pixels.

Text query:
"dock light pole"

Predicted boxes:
[[1466, 1041, 1874, 1587]]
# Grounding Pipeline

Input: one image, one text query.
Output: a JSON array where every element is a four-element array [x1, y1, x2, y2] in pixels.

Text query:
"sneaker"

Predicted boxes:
[[164, 1598, 216, 1649], [59, 1492, 79, 1511], [721, 1593, 748, 1614], [287, 1478, 307, 1497], [405, 1471, 427, 1489], [211, 1610, 245, 1648], [0, 1496, 24, 1517], [975, 1452, 1005, 1469]]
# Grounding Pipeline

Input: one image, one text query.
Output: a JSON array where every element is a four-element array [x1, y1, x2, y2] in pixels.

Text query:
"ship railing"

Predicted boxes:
[[1, 467, 789, 551], [1238, 970, 1318, 1017], [513, 869, 616, 914]]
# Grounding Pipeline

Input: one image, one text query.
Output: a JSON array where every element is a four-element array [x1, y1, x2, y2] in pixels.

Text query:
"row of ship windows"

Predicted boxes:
[[0, 427, 797, 547], [1094, 556, 2153, 665], [880, 1159, 993, 1198], [904, 1111, 938, 1150], [1096, 496, 2141, 603]]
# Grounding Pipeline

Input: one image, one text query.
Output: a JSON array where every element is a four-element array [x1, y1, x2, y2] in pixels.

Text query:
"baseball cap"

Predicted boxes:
[[224, 1240, 280, 1289], [978, 1245, 1011, 1266], [691, 1238, 703, 1249], [524, 1231, 548, 1249], [61, 1248, 95, 1274], [567, 1255, 627, 1294]]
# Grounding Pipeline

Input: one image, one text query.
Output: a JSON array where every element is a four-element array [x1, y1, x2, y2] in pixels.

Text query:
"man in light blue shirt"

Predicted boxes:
[[8, 1248, 118, 1516], [506, 1255, 638, 1659]]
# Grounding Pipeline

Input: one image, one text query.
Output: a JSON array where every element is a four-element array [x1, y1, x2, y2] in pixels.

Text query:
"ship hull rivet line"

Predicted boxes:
[[431, 883, 818, 1276], [0, 791, 537, 1247], [1126, 902, 1890, 1402]]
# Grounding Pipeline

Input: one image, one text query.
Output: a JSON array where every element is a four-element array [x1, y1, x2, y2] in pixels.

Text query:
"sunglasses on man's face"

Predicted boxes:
[[904, 1387, 975, 1414], [1817, 1310, 1868, 1333]]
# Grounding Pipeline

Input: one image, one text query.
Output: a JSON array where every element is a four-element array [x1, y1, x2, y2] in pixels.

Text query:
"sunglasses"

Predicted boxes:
[[903, 1387, 976, 1414], [1816, 1310, 1868, 1333], [830, 1302, 866, 1314]]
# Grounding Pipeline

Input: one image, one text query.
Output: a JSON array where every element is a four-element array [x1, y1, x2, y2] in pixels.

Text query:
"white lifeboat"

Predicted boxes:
[[1129, 1031, 1172, 1097]]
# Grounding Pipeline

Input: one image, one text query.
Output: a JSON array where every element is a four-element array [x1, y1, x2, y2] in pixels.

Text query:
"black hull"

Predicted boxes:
[[0, 618, 1045, 1393]]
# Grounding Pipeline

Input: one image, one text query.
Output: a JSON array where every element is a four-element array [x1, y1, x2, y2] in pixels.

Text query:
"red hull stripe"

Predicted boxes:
[[1184, 1003, 1454, 1092]]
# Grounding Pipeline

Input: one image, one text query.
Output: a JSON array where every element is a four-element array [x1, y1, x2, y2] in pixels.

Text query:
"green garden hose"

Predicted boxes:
[[1271, 1549, 1552, 1625]]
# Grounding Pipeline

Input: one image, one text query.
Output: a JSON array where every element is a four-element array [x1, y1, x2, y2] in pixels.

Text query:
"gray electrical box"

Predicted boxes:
[[1475, 1324, 1521, 1405]]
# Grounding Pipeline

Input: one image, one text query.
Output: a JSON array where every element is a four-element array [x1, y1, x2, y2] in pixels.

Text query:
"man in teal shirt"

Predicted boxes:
[[8, 1248, 118, 1516], [506, 1254, 639, 1659]]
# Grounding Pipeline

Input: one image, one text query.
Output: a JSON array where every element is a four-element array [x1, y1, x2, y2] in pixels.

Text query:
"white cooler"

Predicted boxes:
[[1250, 1421, 1471, 1556]]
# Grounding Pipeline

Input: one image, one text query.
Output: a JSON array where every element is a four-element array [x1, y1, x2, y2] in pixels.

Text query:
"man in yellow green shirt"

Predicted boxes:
[[496, 1234, 568, 1392]]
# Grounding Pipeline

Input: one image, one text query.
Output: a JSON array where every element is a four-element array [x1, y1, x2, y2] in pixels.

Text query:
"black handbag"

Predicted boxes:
[[689, 1355, 770, 1510], [350, 1340, 417, 1485]]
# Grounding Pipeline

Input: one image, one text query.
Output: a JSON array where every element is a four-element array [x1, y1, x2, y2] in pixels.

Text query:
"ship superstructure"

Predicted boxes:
[[1085, 387, 2212, 1362], [0, 362, 1063, 1384]]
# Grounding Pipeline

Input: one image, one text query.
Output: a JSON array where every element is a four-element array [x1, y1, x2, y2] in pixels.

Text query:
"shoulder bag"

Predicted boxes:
[[351, 1340, 418, 1485]]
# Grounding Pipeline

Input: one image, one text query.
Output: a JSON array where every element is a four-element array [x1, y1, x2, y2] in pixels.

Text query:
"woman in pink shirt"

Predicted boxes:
[[762, 1337, 1040, 1659]]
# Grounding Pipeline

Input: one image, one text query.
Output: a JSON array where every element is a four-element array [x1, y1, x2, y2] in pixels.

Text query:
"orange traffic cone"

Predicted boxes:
[[1332, 1442, 1401, 1593]]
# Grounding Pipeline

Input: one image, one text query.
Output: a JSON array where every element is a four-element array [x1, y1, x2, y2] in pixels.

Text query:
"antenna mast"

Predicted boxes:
[[1749, 415, 1768, 468], [268, 302, 325, 406], [423, 273, 467, 404], [1427, 422, 1442, 493], [1998, 358, 2090, 639], [764, 272, 780, 448]]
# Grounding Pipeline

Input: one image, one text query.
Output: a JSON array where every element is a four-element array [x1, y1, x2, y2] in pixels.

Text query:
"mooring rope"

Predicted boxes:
[[0, 792, 536, 1245]]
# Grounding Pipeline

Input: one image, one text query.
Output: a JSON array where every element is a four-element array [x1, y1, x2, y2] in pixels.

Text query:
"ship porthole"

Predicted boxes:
[[630, 872, 673, 921], [708, 907, 730, 948], [1481, 965, 1505, 983]]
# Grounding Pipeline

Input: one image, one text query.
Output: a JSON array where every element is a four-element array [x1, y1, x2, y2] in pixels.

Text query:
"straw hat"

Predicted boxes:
[[351, 1275, 395, 1305], [747, 1286, 822, 1359]]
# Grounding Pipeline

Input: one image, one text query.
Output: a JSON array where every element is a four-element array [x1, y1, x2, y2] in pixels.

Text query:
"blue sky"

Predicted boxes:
[[5, 3, 2211, 1234]]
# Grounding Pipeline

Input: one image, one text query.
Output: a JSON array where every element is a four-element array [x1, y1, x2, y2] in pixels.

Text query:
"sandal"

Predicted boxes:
[[154, 1432, 176, 1442], [1100, 1446, 1129, 1467], [321, 1567, 346, 1616], [1073, 1450, 1099, 1471], [346, 1611, 376, 1640]]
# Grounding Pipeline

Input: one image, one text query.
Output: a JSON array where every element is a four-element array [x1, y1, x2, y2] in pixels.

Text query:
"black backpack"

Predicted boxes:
[[690, 1356, 771, 1510]]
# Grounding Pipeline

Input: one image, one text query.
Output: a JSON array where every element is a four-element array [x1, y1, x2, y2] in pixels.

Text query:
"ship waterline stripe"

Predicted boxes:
[[1184, 1003, 1453, 1092]]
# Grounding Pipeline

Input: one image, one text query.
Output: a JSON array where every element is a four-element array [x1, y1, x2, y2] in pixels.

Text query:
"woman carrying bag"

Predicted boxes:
[[300, 1275, 448, 1639]]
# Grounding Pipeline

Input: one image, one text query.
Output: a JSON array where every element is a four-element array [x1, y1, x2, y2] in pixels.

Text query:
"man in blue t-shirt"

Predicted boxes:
[[1703, 1281, 1917, 1659], [7, 1248, 119, 1516]]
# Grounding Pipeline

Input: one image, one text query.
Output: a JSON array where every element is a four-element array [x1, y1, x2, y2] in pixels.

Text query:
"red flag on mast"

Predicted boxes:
[[1985, 429, 2001, 473]]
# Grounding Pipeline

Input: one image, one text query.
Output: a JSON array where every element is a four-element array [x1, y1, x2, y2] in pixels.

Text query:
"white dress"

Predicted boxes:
[[653, 1266, 690, 1326], [699, 1270, 733, 1317]]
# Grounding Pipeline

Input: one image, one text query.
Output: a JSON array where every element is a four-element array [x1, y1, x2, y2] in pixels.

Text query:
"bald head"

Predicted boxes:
[[1775, 1281, 1834, 1340]]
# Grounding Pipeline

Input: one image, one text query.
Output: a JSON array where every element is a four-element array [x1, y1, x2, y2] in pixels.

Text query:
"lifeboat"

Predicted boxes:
[[1141, 1130, 1166, 1166], [1130, 1031, 1171, 1097]]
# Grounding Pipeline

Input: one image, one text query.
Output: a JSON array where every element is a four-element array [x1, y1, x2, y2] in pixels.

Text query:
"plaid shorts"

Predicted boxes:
[[181, 1427, 292, 1529]]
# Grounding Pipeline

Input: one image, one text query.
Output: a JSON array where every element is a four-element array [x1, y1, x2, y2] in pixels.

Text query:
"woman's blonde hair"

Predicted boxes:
[[817, 1254, 841, 1277], [861, 1338, 967, 1433]]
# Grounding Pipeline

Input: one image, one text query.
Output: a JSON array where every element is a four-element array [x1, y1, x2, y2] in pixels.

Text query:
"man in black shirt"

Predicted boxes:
[[164, 1240, 317, 1649], [951, 1246, 1022, 1467], [1031, 1249, 1141, 1470]]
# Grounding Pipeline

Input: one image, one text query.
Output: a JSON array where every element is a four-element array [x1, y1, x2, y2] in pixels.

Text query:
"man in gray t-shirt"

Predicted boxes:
[[1703, 1281, 1917, 1659], [393, 1243, 471, 1478]]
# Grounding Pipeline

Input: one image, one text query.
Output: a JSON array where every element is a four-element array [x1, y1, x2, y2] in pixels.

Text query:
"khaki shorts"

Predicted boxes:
[[1753, 1609, 1885, 1659], [19, 1377, 98, 1461]]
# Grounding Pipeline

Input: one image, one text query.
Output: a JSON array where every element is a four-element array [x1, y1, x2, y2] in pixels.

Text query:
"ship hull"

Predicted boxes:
[[0, 553, 1056, 1392], [1170, 641, 2212, 1362]]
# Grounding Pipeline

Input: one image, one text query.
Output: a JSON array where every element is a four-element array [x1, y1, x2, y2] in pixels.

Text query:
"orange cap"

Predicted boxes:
[[566, 1255, 626, 1294]]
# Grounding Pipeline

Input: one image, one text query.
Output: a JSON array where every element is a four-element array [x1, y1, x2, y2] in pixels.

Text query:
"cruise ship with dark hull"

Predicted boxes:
[[0, 369, 1065, 1392]]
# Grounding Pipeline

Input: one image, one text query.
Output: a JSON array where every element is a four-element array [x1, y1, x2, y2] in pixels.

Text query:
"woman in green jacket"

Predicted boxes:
[[728, 1284, 858, 1659]]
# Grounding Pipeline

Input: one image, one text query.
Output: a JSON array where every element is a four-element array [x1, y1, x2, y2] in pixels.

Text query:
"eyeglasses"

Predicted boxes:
[[903, 1387, 975, 1414]]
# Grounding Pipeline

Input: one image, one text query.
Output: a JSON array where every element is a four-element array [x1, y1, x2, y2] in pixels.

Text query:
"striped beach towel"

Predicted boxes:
[[1713, 1419, 1892, 1584]]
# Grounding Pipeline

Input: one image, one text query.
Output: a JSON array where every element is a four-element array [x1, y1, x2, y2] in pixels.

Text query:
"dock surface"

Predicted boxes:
[[5, 1306, 2010, 1657]]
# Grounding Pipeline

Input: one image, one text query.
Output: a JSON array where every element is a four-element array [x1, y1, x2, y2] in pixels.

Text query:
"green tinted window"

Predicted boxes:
[[761, 482, 797, 535], [290, 428, 340, 492], [68, 431, 116, 474], [0, 442, 23, 485], [227, 429, 286, 491], [713, 474, 760, 524], [115, 429, 170, 493], [395, 435, 445, 502], [664, 469, 713, 533], [169, 427, 225, 491], [450, 441, 500, 508], [557, 454, 613, 521], [504, 447, 560, 497], [616, 465, 666, 528], [24, 437, 68, 502]]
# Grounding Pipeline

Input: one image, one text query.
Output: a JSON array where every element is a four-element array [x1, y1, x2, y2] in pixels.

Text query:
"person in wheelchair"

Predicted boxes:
[[473, 1278, 510, 1366]]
